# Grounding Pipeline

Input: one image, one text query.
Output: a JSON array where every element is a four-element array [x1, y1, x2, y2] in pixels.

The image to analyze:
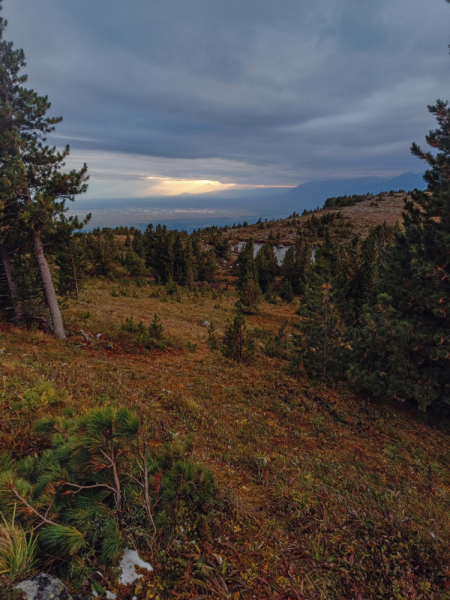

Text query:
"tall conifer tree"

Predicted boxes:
[[0, 0, 88, 337], [349, 101, 450, 409]]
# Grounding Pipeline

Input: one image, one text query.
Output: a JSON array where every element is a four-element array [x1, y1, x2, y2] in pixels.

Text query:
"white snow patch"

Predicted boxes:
[[119, 548, 153, 585]]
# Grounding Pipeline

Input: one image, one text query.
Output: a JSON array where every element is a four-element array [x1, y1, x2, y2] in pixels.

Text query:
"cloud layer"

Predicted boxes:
[[4, 0, 450, 198]]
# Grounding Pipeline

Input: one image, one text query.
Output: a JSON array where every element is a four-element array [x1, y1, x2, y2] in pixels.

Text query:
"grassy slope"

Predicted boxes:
[[1, 193, 449, 599], [221, 192, 408, 247]]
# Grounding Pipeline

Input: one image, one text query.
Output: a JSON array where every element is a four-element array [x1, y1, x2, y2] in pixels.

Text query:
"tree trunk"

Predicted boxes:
[[70, 242, 79, 300], [1, 245, 25, 325], [32, 231, 66, 339]]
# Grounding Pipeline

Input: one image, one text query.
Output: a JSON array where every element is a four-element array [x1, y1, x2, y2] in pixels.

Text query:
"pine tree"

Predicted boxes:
[[87, 230, 118, 277], [279, 278, 294, 303], [349, 100, 450, 410], [54, 215, 90, 299], [0, 407, 215, 583], [280, 235, 311, 295], [123, 247, 146, 277], [236, 238, 261, 310], [131, 229, 145, 259], [333, 223, 398, 327], [222, 306, 254, 361], [0, 1, 88, 337], [255, 243, 278, 293], [198, 250, 218, 283], [237, 239, 255, 290], [292, 276, 345, 379], [147, 313, 164, 340], [239, 264, 261, 312], [207, 322, 218, 350]]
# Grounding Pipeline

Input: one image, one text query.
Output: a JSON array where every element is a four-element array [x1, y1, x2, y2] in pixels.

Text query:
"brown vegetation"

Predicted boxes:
[[1, 271, 449, 598]]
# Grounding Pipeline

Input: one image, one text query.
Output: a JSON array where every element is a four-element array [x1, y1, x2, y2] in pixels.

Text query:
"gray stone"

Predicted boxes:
[[16, 574, 72, 600], [200, 320, 210, 327]]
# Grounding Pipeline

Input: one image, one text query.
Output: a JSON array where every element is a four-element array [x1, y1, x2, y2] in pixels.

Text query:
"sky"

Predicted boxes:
[[4, 0, 450, 200]]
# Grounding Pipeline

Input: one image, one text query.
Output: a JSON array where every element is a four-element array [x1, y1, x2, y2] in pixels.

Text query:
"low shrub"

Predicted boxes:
[[0, 407, 215, 587], [136, 314, 166, 349]]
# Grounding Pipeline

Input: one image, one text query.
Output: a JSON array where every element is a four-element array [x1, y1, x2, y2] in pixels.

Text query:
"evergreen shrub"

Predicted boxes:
[[0, 408, 215, 585]]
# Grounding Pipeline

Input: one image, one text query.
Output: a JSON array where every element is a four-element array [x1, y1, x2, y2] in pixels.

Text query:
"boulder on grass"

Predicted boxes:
[[16, 574, 72, 600]]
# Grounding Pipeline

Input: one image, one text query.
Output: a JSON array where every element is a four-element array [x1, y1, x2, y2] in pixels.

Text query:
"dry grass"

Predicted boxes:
[[0, 515, 37, 582], [220, 192, 409, 247], [1, 278, 449, 598]]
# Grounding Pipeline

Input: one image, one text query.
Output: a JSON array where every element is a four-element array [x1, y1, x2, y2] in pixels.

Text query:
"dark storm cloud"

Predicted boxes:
[[3, 0, 450, 192]]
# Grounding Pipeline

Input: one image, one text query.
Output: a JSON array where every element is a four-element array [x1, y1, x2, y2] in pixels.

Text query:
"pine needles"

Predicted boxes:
[[0, 407, 215, 584], [0, 510, 37, 582]]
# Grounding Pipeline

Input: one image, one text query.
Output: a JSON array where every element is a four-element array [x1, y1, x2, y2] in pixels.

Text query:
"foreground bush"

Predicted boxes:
[[0, 407, 214, 585]]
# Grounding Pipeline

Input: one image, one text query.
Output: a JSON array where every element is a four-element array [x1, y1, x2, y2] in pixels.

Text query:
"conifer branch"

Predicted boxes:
[[8, 483, 59, 527], [60, 482, 116, 495]]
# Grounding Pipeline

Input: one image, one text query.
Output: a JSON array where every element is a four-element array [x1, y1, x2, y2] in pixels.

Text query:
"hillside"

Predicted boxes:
[[219, 191, 409, 248], [1, 216, 449, 598]]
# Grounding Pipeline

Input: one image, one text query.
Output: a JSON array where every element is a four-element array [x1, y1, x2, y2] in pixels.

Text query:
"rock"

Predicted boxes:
[[119, 548, 153, 585], [16, 574, 72, 600], [200, 320, 210, 327]]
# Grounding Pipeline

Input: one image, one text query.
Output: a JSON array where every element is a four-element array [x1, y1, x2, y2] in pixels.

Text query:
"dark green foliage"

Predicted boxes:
[[346, 294, 421, 401], [131, 229, 145, 259], [332, 223, 399, 327], [123, 247, 146, 277], [207, 322, 219, 350], [147, 313, 164, 340], [145, 225, 196, 285], [264, 321, 291, 360], [213, 236, 229, 260], [255, 243, 278, 293], [222, 306, 254, 361], [292, 276, 346, 379], [55, 234, 87, 300], [239, 268, 261, 312], [237, 239, 261, 311], [143, 225, 220, 286], [85, 230, 118, 277], [293, 97, 450, 411], [236, 239, 255, 290], [304, 212, 342, 237], [197, 249, 218, 283], [279, 278, 294, 303], [0, 408, 215, 584], [165, 276, 177, 295], [121, 316, 139, 333], [0, 4, 88, 333], [346, 100, 450, 410], [136, 313, 166, 349], [280, 237, 311, 295], [324, 194, 369, 209], [122, 314, 165, 349]]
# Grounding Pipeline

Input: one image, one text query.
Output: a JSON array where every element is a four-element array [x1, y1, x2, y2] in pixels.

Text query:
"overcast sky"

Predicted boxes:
[[4, 0, 450, 199]]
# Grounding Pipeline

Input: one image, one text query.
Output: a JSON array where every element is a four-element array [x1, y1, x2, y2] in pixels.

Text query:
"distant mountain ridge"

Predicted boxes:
[[72, 171, 426, 230], [269, 171, 426, 215]]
